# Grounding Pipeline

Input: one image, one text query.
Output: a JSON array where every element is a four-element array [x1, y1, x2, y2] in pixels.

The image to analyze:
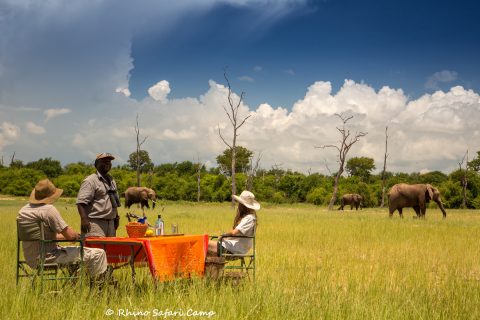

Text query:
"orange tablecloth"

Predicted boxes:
[[85, 234, 208, 281]]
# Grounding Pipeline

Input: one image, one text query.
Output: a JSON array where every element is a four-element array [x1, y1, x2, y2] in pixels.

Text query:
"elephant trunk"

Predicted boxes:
[[436, 200, 447, 218], [152, 200, 156, 209]]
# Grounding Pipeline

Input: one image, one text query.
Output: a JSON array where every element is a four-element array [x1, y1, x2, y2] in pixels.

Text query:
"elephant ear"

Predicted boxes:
[[426, 184, 434, 201], [140, 189, 148, 200]]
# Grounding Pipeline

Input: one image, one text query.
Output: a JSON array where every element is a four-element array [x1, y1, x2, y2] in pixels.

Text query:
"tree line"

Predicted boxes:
[[2, 150, 480, 209]]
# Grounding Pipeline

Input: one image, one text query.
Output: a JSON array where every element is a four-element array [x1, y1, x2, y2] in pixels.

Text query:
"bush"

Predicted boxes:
[[306, 187, 329, 205], [0, 168, 45, 196]]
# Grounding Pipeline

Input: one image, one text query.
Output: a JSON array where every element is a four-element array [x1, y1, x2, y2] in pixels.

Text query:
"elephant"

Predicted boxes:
[[388, 183, 447, 218], [124, 187, 157, 212], [338, 193, 363, 210]]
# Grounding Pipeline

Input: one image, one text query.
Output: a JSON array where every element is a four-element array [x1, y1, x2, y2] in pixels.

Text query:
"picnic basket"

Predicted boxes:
[[125, 222, 148, 238]]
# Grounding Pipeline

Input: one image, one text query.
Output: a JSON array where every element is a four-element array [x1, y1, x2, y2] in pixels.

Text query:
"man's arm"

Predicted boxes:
[[57, 226, 80, 241], [77, 204, 91, 234]]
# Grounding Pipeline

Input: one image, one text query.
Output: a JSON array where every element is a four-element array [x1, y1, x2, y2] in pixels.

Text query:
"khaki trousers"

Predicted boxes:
[[53, 246, 107, 277]]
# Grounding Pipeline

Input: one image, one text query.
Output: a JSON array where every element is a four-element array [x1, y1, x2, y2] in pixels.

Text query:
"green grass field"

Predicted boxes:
[[1, 197, 480, 319]]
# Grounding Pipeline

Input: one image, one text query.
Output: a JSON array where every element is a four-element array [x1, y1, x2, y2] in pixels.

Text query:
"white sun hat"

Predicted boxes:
[[232, 190, 260, 210]]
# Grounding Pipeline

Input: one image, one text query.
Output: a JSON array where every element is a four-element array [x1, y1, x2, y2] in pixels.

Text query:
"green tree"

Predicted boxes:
[[155, 163, 177, 176], [468, 151, 480, 171], [346, 157, 376, 181], [176, 161, 197, 176], [64, 162, 94, 176], [10, 159, 24, 168], [418, 171, 448, 185], [128, 150, 154, 173], [216, 146, 253, 176], [0, 168, 44, 195], [26, 157, 63, 178]]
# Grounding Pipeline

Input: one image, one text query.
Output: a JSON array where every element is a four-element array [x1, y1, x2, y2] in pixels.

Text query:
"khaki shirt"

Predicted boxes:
[[76, 172, 118, 220], [17, 204, 68, 268]]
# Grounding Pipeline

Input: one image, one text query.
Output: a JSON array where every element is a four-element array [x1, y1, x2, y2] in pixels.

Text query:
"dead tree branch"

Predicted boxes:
[[135, 114, 148, 187], [217, 69, 251, 205], [458, 149, 469, 209], [315, 113, 367, 210], [380, 126, 389, 207], [246, 151, 263, 191]]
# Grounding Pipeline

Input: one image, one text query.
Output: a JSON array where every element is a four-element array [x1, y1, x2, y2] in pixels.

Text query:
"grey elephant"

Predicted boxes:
[[338, 193, 363, 210], [388, 183, 447, 218], [124, 187, 157, 211]]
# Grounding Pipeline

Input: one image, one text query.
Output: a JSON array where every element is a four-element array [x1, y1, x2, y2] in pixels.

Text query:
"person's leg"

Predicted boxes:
[[82, 247, 108, 277], [105, 220, 116, 237], [53, 246, 107, 277], [207, 240, 218, 256]]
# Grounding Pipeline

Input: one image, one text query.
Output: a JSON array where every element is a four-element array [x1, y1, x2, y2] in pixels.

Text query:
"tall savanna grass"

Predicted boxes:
[[1, 197, 479, 319]]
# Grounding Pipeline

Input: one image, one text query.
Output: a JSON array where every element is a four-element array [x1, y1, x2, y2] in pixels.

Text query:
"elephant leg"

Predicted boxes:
[[398, 208, 403, 218], [389, 207, 394, 218], [420, 205, 427, 218], [413, 206, 421, 217]]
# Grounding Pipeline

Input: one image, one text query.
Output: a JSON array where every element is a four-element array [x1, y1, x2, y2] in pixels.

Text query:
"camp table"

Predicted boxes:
[[85, 234, 208, 282]]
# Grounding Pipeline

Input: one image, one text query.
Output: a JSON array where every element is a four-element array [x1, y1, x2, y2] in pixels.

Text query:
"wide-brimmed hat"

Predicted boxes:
[[29, 179, 63, 204], [232, 190, 260, 210], [95, 153, 115, 160]]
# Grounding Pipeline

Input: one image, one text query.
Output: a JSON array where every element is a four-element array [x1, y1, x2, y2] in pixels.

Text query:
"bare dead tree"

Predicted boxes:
[[380, 126, 389, 207], [135, 114, 148, 187], [195, 155, 203, 202], [271, 163, 284, 190], [316, 113, 367, 210], [246, 151, 262, 191], [458, 149, 469, 209], [146, 170, 154, 188], [217, 70, 251, 205], [10, 151, 15, 166], [323, 159, 332, 176]]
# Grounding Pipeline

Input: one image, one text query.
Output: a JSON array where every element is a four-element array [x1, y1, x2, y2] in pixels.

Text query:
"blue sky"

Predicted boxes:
[[1, 0, 480, 174], [129, 0, 480, 108]]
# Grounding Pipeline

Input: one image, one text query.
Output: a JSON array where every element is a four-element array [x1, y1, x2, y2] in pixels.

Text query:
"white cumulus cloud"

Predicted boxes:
[[115, 87, 131, 97], [148, 80, 171, 102], [0, 122, 20, 150]]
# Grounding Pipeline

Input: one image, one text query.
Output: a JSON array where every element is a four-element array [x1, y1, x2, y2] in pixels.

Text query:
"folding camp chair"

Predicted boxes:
[[211, 232, 256, 281], [16, 220, 83, 291]]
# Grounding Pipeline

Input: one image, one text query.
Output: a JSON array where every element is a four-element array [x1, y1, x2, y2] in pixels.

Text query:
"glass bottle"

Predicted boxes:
[[155, 214, 164, 236]]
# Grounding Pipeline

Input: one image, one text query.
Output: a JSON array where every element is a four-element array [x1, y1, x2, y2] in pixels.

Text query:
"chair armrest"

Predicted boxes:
[[43, 239, 84, 247], [220, 235, 254, 239]]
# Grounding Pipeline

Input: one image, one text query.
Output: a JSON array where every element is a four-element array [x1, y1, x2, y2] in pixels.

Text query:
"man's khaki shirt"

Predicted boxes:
[[76, 172, 118, 220]]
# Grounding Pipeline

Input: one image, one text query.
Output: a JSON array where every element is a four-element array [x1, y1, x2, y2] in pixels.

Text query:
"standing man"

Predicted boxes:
[[77, 153, 121, 237], [17, 179, 108, 278]]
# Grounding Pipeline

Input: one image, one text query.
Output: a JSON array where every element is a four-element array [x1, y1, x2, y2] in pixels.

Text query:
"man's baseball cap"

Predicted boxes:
[[95, 153, 115, 160]]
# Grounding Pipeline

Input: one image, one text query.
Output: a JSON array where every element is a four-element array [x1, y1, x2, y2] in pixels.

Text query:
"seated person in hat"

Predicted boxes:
[[17, 179, 109, 279], [208, 190, 259, 256], [76, 152, 121, 237]]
